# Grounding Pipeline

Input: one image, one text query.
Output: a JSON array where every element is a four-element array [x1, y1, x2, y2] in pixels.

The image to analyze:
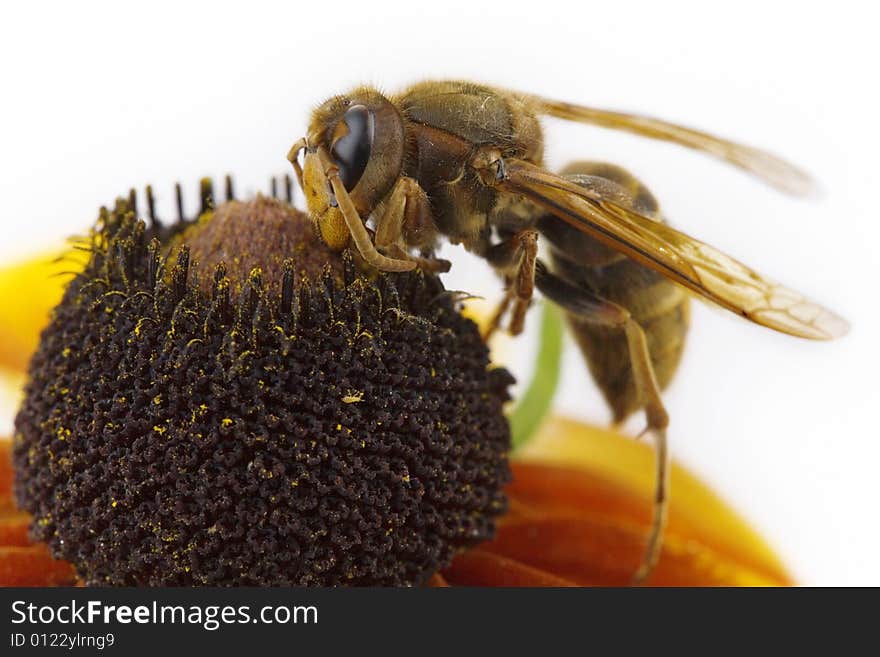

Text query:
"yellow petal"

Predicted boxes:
[[0, 248, 87, 374], [511, 415, 792, 585], [460, 298, 514, 363]]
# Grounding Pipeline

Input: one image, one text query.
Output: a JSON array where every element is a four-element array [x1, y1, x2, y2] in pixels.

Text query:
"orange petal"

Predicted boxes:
[[443, 417, 792, 586], [0, 247, 87, 375], [425, 572, 450, 587], [486, 496, 785, 586], [519, 417, 790, 581], [0, 512, 31, 547], [443, 549, 579, 586], [0, 438, 78, 586], [0, 437, 14, 512], [0, 546, 77, 586]]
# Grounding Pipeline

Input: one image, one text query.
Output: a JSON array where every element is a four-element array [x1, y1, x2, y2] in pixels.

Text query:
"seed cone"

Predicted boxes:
[[13, 187, 512, 586]]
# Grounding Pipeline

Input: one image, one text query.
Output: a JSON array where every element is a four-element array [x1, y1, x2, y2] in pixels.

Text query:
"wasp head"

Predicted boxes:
[[290, 87, 406, 252]]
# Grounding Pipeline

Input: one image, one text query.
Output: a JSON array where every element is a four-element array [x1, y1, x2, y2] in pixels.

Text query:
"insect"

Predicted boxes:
[[286, 80, 848, 583]]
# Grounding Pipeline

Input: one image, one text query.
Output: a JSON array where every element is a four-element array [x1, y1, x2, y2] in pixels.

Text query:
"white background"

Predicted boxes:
[[1, 1, 877, 585]]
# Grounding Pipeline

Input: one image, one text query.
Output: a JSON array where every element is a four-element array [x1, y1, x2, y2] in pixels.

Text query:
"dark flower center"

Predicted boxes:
[[13, 185, 512, 586]]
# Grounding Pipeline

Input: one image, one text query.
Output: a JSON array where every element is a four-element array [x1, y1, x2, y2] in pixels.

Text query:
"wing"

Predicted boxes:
[[498, 159, 847, 340], [517, 92, 816, 197]]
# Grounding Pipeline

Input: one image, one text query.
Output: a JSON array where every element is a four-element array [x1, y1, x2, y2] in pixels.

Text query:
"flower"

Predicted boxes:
[[0, 181, 792, 587], [9, 186, 511, 586]]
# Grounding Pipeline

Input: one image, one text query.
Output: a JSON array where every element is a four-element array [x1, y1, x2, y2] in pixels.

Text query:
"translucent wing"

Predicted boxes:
[[499, 159, 847, 340], [518, 92, 816, 197]]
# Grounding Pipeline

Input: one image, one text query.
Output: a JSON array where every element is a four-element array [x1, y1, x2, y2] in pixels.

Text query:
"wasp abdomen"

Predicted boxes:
[[542, 163, 691, 422]]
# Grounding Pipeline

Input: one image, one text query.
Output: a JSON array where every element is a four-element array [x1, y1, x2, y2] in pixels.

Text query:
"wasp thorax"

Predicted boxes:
[[13, 185, 512, 586]]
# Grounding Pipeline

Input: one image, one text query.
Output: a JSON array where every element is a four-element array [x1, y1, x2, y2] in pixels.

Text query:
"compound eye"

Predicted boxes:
[[330, 105, 375, 191]]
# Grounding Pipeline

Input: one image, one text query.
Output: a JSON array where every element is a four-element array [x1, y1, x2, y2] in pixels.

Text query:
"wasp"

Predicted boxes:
[[287, 80, 848, 583]]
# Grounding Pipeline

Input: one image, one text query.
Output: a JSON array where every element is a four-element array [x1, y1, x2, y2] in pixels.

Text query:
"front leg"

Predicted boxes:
[[317, 149, 416, 273], [373, 176, 450, 273]]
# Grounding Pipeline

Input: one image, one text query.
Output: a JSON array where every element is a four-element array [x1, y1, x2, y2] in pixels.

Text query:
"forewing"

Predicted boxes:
[[500, 160, 847, 340]]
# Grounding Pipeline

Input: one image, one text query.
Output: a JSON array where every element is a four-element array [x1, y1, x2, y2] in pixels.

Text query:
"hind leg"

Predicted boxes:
[[535, 260, 670, 584]]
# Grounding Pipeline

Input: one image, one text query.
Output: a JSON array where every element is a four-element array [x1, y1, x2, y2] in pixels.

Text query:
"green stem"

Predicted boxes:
[[509, 302, 564, 450]]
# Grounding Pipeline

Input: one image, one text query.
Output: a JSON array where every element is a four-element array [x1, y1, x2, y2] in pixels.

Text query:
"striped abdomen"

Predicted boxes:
[[540, 162, 691, 422]]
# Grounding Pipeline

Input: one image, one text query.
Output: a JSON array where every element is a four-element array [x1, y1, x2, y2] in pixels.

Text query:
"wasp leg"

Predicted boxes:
[[315, 149, 415, 273], [484, 230, 539, 338], [286, 137, 307, 190], [374, 177, 450, 273], [483, 292, 513, 342], [535, 260, 670, 585]]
